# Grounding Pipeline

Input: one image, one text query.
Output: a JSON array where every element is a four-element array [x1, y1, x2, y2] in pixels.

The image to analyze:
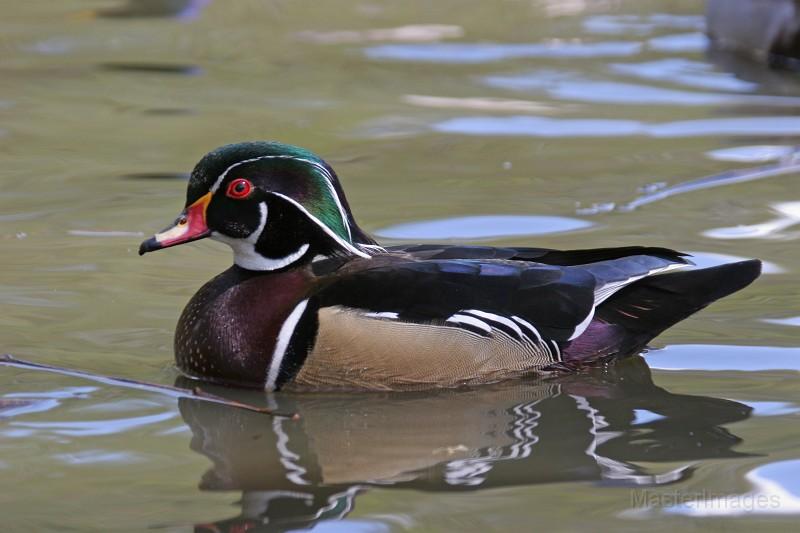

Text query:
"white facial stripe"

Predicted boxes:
[[271, 192, 370, 259], [213, 233, 310, 270], [209, 154, 352, 239], [249, 202, 268, 244], [211, 156, 265, 193], [251, 243, 310, 271], [211, 201, 310, 270], [266, 299, 310, 391]]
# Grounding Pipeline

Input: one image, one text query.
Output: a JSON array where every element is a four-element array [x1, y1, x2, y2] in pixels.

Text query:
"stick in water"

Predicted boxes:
[[0, 354, 299, 419]]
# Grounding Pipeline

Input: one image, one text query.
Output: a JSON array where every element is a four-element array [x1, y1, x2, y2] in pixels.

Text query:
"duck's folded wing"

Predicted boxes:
[[389, 244, 690, 267], [288, 255, 689, 390], [317, 254, 687, 345]]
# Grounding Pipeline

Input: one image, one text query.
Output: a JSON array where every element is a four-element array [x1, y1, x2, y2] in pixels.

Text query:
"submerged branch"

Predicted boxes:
[[0, 354, 299, 419]]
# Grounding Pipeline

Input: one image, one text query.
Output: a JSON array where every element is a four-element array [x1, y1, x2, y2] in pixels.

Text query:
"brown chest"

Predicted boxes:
[[174, 268, 312, 387]]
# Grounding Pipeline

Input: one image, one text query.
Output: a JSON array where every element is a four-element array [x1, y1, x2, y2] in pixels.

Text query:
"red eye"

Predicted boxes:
[[226, 178, 252, 199]]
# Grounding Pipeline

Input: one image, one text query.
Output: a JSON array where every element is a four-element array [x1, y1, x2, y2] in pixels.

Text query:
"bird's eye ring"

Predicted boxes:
[[226, 178, 253, 199]]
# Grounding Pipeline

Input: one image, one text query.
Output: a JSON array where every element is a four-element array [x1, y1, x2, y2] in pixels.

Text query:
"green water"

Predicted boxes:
[[1, 0, 800, 531]]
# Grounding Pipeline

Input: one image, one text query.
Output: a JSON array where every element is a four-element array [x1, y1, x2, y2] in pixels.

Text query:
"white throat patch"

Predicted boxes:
[[211, 201, 310, 271]]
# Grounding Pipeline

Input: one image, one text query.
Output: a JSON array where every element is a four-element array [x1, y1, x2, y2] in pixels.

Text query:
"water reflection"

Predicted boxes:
[[375, 215, 593, 240], [703, 201, 800, 240], [178, 358, 751, 531], [610, 59, 758, 92], [706, 49, 800, 94], [706, 145, 797, 163], [296, 25, 463, 45], [434, 115, 800, 138], [364, 41, 642, 63], [647, 32, 708, 53], [484, 70, 800, 106], [630, 459, 800, 517], [582, 14, 704, 35], [647, 344, 800, 372]]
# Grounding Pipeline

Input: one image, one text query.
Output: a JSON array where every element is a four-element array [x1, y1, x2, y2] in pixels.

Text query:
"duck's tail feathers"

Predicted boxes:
[[562, 259, 761, 363]]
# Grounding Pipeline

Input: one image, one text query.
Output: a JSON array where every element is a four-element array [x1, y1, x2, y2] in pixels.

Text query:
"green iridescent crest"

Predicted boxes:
[[187, 141, 360, 245]]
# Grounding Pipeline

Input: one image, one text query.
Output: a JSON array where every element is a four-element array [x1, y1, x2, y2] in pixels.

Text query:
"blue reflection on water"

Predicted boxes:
[[647, 32, 709, 53], [301, 520, 392, 533], [764, 316, 800, 327], [742, 401, 800, 416], [583, 14, 704, 35], [707, 145, 797, 163], [434, 115, 800, 138], [485, 74, 797, 106], [435, 116, 642, 137], [755, 461, 800, 499], [632, 409, 666, 425], [646, 345, 800, 372], [375, 215, 594, 240], [610, 59, 758, 92], [364, 41, 642, 63], [5, 386, 96, 399], [660, 460, 800, 516], [8, 411, 177, 437]]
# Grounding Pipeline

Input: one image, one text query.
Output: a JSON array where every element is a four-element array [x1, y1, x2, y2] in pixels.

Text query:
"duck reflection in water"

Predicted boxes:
[[179, 357, 752, 532]]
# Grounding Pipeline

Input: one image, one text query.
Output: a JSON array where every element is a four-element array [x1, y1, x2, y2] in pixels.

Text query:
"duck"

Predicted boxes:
[[139, 141, 761, 391]]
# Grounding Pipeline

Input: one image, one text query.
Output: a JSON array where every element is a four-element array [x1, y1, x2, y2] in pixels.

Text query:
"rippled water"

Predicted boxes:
[[1, 1, 799, 530]]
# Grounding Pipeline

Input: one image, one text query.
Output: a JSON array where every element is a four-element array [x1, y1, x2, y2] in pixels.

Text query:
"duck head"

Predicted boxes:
[[139, 142, 377, 270]]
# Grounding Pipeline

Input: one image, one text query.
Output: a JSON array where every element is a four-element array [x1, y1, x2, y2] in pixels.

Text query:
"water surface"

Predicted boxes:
[[1, 0, 799, 530]]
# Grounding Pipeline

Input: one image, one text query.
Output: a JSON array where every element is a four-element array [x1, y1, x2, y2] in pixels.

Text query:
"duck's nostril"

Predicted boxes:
[[178, 216, 188, 226]]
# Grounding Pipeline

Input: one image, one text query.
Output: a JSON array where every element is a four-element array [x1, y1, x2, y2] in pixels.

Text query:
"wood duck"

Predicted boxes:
[[139, 141, 761, 391]]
